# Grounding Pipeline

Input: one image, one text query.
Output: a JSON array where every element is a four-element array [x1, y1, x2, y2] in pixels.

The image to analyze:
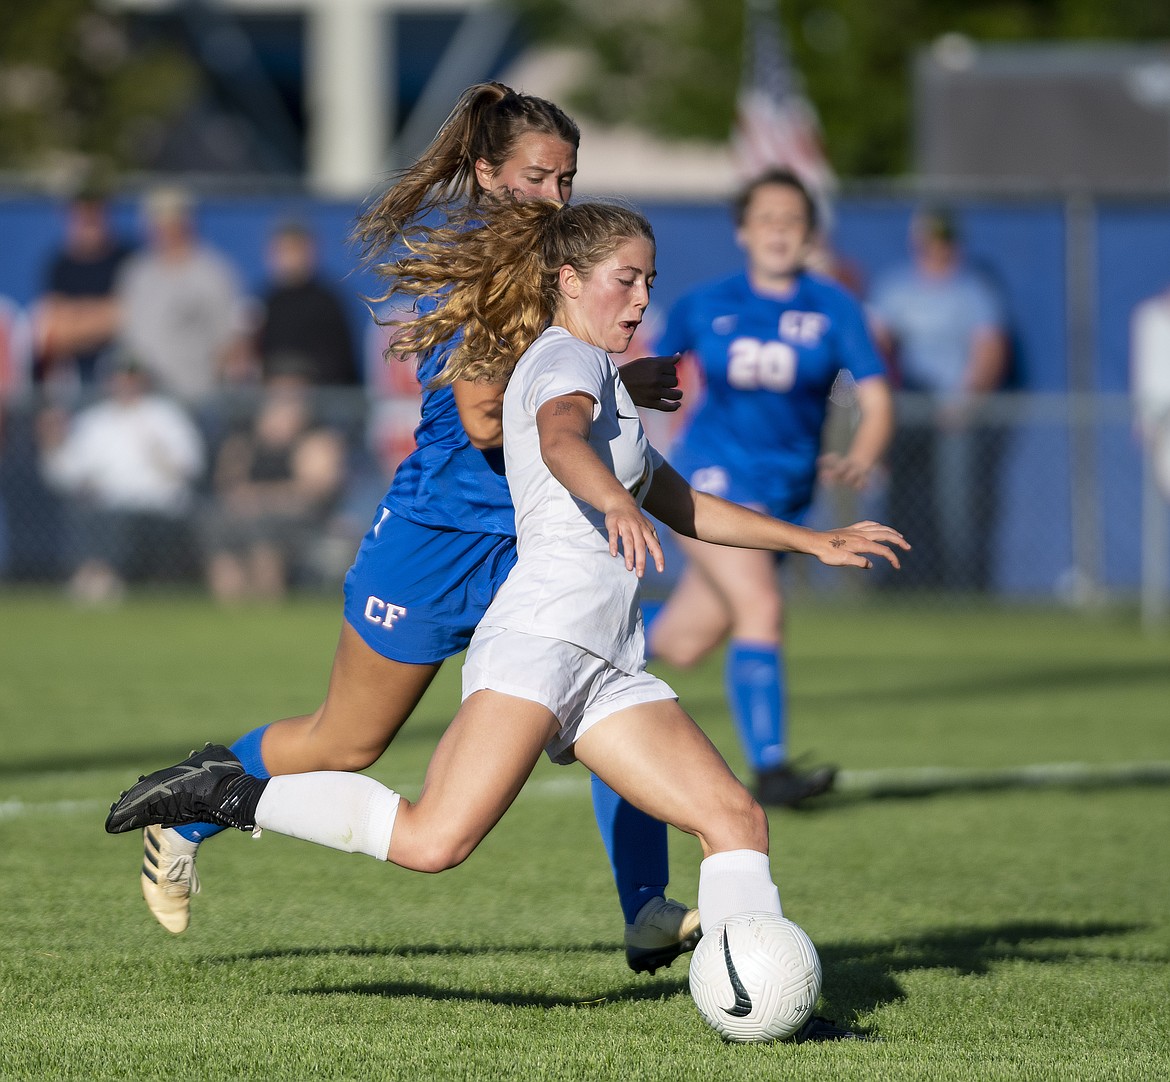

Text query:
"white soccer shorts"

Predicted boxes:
[[462, 625, 677, 765]]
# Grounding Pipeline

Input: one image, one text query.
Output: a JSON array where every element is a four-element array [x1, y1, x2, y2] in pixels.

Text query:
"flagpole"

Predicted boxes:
[[734, 0, 836, 213]]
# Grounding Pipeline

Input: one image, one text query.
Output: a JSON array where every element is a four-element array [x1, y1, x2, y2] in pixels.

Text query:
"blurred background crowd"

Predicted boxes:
[[2, 0, 1170, 621]]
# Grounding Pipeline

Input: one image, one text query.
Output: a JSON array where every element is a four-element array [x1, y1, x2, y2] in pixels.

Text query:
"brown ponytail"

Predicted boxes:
[[354, 82, 580, 264]]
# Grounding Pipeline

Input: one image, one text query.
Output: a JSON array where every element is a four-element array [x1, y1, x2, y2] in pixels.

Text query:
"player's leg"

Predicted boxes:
[[259, 624, 441, 775], [111, 690, 559, 873], [573, 699, 781, 931], [596, 577, 714, 971], [385, 690, 557, 869], [666, 536, 834, 808], [645, 560, 732, 668], [140, 510, 504, 932], [674, 539, 787, 771], [589, 776, 700, 973], [598, 555, 737, 967], [142, 625, 441, 932]]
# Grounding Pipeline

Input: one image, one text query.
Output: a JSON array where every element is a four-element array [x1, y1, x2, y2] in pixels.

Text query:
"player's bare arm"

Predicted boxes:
[[643, 460, 908, 570], [817, 374, 894, 489], [536, 393, 664, 577], [453, 377, 507, 449], [617, 354, 683, 412]]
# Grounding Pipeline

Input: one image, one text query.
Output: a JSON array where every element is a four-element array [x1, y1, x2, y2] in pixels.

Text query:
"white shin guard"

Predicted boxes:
[[255, 772, 400, 860], [697, 848, 782, 930]]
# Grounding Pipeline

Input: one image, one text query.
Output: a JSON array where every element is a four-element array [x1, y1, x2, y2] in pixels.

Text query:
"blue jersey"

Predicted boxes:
[[383, 339, 516, 537], [658, 270, 885, 517]]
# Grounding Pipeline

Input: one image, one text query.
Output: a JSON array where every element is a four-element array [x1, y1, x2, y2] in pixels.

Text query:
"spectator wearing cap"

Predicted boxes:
[[116, 186, 251, 404]]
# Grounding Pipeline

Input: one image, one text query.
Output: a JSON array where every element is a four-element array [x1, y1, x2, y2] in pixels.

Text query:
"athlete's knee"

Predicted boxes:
[[701, 786, 769, 854], [303, 708, 393, 772], [652, 637, 708, 669], [328, 746, 383, 772], [403, 831, 478, 874], [648, 623, 715, 669], [730, 591, 782, 639]]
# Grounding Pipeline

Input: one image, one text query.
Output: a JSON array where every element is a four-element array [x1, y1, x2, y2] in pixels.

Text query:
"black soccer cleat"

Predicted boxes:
[[754, 760, 837, 808], [792, 1015, 876, 1043], [105, 743, 266, 835]]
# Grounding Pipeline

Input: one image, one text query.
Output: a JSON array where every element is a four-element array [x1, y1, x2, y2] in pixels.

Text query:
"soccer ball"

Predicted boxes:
[[688, 912, 822, 1042]]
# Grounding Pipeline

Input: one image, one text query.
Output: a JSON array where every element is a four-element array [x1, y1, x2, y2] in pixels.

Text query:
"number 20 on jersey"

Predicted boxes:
[[726, 337, 797, 392]]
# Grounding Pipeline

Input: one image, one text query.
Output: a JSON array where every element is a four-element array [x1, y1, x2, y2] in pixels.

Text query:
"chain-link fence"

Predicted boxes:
[[791, 390, 1158, 611], [0, 387, 1163, 612], [0, 386, 399, 603]]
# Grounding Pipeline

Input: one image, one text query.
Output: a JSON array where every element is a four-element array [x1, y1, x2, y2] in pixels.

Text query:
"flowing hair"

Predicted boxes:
[[380, 196, 654, 386], [353, 82, 580, 265]]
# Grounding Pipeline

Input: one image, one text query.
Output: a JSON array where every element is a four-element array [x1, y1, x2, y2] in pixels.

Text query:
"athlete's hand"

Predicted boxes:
[[817, 451, 872, 490], [604, 503, 666, 578], [618, 355, 683, 413], [810, 520, 910, 570]]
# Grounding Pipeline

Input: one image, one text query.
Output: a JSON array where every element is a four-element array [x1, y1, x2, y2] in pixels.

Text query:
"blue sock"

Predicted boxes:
[[590, 774, 669, 924], [173, 724, 272, 843], [726, 640, 786, 772]]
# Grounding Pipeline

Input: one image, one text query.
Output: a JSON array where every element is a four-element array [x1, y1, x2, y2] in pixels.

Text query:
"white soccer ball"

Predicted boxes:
[[688, 912, 822, 1042]]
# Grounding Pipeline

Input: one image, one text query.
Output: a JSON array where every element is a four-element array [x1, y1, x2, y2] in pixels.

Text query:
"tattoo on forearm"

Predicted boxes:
[[831, 536, 846, 548]]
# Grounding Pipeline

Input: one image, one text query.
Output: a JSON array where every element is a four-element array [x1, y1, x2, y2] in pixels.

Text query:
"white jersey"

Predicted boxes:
[[479, 325, 663, 674]]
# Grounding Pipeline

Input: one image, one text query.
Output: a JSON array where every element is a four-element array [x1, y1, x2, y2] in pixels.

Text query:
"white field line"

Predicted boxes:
[[4, 761, 1169, 820], [0, 798, 108, 820], [836, 760, 1170, 795]]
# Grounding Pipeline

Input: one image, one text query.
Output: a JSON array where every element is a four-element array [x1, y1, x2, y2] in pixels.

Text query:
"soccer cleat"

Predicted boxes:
[[141, 824, 200, 934], [792, 1015, 875, 1043], [105, 744, 266, 835], [624, 896, 702, 975], [754, 760, 837, 808]]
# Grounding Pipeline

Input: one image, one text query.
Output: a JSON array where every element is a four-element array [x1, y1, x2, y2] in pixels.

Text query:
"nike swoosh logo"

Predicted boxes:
[[616, 411, 638, 420], [720, 929, 753, 1017]]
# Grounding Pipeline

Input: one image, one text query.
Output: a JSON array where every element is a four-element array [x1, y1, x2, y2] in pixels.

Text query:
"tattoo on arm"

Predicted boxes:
[[553, 401, 574, 415]]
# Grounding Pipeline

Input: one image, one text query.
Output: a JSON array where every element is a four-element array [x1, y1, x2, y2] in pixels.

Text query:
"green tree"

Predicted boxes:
[[508, 0, 1170, 177], [0, 0, 197, 181]]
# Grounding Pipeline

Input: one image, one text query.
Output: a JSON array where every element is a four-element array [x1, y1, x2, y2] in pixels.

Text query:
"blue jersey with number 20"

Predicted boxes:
[[657, 270, 885, 519]]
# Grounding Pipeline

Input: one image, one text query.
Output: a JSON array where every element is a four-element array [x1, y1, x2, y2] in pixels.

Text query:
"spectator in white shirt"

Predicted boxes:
[[38, 353, 205, 603], [1132, 288, 1170, 499]]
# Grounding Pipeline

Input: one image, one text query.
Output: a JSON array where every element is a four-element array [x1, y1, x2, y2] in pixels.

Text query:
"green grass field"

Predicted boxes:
[[2, 592, 1168, 1080]]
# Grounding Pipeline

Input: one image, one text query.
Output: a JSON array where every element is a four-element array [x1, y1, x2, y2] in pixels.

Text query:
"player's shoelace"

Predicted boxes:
[[162, 853, 199, 895]]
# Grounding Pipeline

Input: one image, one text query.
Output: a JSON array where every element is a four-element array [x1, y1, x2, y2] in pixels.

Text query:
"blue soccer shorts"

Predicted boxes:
[[342, 506, 518, 664], [668, 448, 810, 524]]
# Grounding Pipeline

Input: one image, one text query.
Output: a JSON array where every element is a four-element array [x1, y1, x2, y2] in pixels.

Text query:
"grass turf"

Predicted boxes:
[[1, 592, 1168, 1080]]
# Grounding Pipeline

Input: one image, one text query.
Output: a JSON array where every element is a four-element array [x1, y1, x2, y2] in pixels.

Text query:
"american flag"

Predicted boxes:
[[732, 0, 835, 195]]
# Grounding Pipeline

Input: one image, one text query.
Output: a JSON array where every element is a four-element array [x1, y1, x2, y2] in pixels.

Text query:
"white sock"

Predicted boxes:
[[255, 773, 400, 860], [697, 849, 782, 930]]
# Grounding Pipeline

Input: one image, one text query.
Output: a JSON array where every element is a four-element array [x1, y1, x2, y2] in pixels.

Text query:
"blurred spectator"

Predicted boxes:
[[37, 354, 205, 604], [34, 189, 134, 391], [255, 220, 360, 387], [203, 370, 346, 604], [0, 297, 38, 577], [1131, 286, 1170, 500], [869, 207, 1010, 590], [117, 186, 251, 404]]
